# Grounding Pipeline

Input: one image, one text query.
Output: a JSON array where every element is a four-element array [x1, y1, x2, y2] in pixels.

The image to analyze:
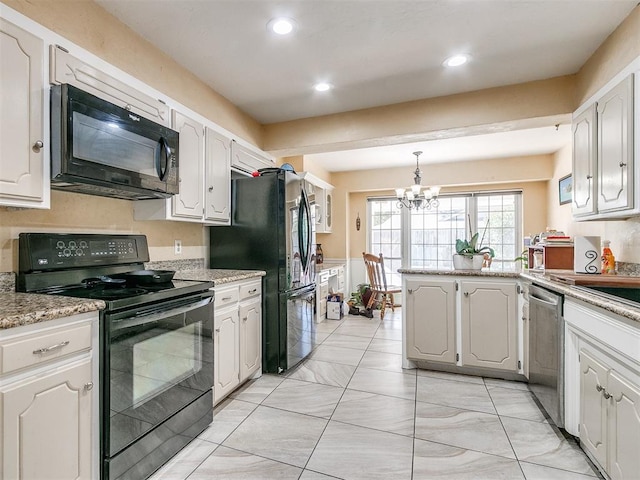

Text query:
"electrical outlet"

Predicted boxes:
[[174, 240, 182, 255]]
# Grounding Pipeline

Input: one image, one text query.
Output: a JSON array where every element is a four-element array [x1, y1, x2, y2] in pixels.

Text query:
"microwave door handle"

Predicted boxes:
[[155, 137, 172, 181]]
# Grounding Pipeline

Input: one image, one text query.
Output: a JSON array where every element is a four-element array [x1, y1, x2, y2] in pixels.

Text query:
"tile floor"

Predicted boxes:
[[150, 309, 601, 480]]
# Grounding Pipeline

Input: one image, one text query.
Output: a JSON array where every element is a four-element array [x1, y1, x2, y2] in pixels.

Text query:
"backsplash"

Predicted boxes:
[[0, 272, 15, 292], [615, 261, 640, 276], [145, 258, 206, 271]]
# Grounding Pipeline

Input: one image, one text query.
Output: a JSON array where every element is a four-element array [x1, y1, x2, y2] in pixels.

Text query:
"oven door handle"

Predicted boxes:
[[112, 296, 212, 331]]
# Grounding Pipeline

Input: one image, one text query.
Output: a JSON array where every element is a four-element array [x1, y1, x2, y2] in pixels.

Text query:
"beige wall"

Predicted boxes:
[[0, 192, 206, 272], [320, 154, 554, 260]]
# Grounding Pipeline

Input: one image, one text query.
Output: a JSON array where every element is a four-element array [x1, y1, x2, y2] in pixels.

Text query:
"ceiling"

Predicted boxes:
[[96, 0, 637, 171]]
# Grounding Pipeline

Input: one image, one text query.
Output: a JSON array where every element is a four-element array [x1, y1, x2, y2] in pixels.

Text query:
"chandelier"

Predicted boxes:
[[395, 151, 441, 209]]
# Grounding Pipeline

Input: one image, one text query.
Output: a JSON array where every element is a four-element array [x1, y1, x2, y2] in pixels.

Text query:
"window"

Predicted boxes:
[[368, 191, 522, 273]]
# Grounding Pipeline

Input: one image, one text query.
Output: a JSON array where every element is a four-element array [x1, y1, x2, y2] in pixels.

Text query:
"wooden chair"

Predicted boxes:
[[362, 252, 401, 319]]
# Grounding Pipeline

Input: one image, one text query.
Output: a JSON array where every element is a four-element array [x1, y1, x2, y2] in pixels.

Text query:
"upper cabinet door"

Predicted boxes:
[[597, 75, 634, 214], [572, 104, 597, 217], [51, 46, 170, 126], [204, 128, 231, 224], [172, 111, 204, 218], [0, 19, 45, 206]]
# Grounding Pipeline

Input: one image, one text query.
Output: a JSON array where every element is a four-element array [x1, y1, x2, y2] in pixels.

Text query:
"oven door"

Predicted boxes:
[[103, 292, 213, 461]]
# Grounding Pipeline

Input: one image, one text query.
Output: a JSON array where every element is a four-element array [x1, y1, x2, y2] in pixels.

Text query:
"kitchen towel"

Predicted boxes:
[[574, 236, 601, 274]]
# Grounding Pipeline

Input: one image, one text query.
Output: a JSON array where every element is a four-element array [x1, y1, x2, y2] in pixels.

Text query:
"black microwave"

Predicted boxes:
[[51, 84, 179, 200]]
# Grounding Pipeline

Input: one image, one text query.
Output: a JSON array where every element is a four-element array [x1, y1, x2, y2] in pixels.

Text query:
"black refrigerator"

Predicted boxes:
[[210, 171, 317, 373]]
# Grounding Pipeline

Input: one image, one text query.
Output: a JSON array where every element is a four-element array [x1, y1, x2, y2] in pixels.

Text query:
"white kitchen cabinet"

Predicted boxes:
[[0, 18, 47, 208], [580, 348, 640, 480], [404, 275, 522, 376], [134, 122, 231, 225], [405, 277, 457, 364], [572, 104, 597, 217], [572, 74, 637, 220], [50, 46, 170, 126], [204, 128, 231, 223], [172, 111, 205, 218], [301, 173, 335, 234], [0, 313, 99, 480], [231, 140, 274, 174], [213, 279, 262, 404], [214, 299, 240, 403], [316, 271, 330, 322], [460, 280, 518, 372]]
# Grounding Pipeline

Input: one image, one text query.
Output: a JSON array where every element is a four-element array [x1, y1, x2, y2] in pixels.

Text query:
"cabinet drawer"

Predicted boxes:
[[239, 281, 261, 301], [0, 322, 92, 376], [216, 286, 239, 308]]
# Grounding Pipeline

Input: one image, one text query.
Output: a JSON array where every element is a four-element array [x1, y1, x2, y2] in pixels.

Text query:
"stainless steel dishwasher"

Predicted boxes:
[[528, 284, 564, 428]]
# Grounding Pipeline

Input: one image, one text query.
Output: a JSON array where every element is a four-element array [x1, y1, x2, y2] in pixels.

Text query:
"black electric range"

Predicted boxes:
[[17, 233, 215, 480]]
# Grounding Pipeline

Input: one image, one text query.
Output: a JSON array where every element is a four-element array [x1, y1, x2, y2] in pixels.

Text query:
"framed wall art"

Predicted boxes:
[[559, 174, 572, 205]]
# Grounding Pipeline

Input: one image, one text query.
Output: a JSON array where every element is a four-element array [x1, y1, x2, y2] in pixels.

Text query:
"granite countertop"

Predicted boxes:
[[174, 269, 265, 285], [399, 268, 521, 278], [0, 293, 105, 330]]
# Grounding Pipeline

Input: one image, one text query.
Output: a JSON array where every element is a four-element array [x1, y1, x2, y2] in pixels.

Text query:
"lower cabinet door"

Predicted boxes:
[[214, 307, 240, 402], [607, 369, 640, 480], [579, 349, 609, 469], [405, 279, 456, 364], [240, 299, 262, 381], [460, 281, 517, 371], [1, 357, 93, 480]]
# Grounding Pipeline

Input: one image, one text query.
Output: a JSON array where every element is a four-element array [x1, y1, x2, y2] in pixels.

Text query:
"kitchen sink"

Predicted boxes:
[[575, 285, 640, 308]]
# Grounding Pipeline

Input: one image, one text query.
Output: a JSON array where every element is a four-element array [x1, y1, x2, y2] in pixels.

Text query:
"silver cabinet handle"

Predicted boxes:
[[248, 288, 257, 294], [32, 140, 44, 152], [208, 186, 214, 192], [464, 292, 469, 297], [33, 340, 70, 355], [619, 162, 627, 168], [407, 289, 413, 294], [586, 175, 593, 179], [596, 384, 604, 392], [222, 296, 232, 301], [243, 316, 248, 322], [84, 382, 94, 392], [603, 391, 612, 399], [215, 328, 221, 333]]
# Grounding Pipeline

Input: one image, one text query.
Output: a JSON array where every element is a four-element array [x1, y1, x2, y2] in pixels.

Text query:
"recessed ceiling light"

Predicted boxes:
[[268, 17, 296, 35], [443, 54, 471, 67], [314, 82, 333, 92]]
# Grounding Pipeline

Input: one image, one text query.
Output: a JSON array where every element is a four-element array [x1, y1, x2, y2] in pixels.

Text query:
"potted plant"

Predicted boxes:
[[348, 283, 372, 315], [454, 216, 495, 270]]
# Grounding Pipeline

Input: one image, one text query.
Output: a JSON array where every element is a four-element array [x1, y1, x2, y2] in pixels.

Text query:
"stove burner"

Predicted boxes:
[[91, 287, 148, 299]]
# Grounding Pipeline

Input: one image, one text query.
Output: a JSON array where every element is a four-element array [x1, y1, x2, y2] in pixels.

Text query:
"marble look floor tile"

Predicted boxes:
[[332, 389, 415, 436], [501, 416, 599, 476], [306, 421, 413, 480], [358, 350, 410, 374], [299, 470, 343, 479], [414, 402, 515, 459], [488, 386, 547, 422], [412, 438, 525, 480], [333, 323, 380, 338], [321, 333, 372, 350], [315, 321, 343, 333], [520, 462, 599, 479], [286, 358, 356, 387], [229, 374, 284, 404], [148, 438, 217, 479], [197, 398, 257, 444], [367, 338, 402, 354], [416, 369, 485, 385], [484, 377, 531, 391], [373, 327, 402, 341], [223, 406, 327, 468], [188, 446, 302, 479], [310, 344, 366, 366], [348, 367, 417, 401], [416, 375, 496, 414], [262, 378, 344, 418]]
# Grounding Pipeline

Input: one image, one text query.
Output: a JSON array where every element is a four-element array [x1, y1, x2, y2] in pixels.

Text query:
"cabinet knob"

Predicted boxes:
[[84, 382, 94, 392], [243, 316, 247, 322], [125, 104, 132, 111], [586, 175, 593, 179], [619, 162, 627, 168], [596, 384, 604, 392], [603, 391, 612, 399], [407, 289, 413, 294], [464, 292, 469, 297], [208, 186, 214, 192], [32, 140, 44, 152], [215, 328, 221, 333]]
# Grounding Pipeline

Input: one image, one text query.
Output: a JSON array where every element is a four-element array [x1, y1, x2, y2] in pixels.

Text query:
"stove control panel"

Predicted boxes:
[[19, 233, 150, 271]]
